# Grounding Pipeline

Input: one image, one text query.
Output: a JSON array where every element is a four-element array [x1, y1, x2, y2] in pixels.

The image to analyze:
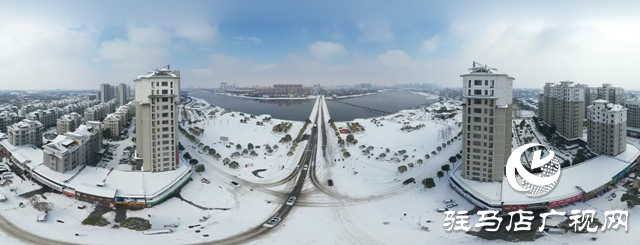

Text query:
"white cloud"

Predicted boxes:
[[99, 27, 173, 75], [254, 63, 277, 71], [416, 22, 640, 88], [377, 50, 414, 67], [0, 22, 100, 90], [234, 36, 262, 44], [308, 41, 346, 59], [419, 35, 440, 53], [183, 50, 427, 87], [175, 24, 218, 43], [356, 23, 394, 42]]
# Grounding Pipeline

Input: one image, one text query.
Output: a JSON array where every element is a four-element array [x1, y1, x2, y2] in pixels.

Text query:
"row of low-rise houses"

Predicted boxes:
[[0, 98, 101, 133]]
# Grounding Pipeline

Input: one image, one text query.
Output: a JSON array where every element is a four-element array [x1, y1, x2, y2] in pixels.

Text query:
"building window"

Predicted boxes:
[[474, 80, 482, 85]]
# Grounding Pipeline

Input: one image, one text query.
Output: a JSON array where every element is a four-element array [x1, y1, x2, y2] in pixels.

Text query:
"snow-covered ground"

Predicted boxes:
[[2, 95, 640, 245]]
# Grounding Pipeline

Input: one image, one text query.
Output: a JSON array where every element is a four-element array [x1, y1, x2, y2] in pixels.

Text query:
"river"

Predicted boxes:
[[189, 91, 436, 121]]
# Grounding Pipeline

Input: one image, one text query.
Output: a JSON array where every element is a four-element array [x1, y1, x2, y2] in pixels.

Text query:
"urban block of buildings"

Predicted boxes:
[[450, 61, 640, 213], [0, 65, 192, 208]]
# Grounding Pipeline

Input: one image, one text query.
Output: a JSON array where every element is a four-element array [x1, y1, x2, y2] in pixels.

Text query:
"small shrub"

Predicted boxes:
[[120, 217, 151, 231], [82, 216, 110, 227]]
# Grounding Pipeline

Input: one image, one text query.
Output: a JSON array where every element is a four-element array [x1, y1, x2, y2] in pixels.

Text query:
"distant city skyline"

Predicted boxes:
[[2, 1, 640, 90]]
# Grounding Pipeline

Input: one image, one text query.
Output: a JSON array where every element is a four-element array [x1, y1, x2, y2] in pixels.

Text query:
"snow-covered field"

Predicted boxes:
[[1, 94, 640, 245]]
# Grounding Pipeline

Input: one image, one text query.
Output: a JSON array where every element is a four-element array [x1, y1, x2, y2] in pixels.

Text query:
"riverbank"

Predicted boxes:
[[211, 92, 317, 100], [325, 92, 378, 100]]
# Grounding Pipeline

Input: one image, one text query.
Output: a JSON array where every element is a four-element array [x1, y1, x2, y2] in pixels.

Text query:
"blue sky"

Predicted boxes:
[[2, 1, 640, 90]]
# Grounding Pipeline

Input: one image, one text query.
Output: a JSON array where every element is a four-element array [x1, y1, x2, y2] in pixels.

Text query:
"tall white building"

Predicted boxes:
[[461, 62, 514, 182], [134, 65, 180, 172], [587, 100, 627, 156], [118, 83, 130, 106]]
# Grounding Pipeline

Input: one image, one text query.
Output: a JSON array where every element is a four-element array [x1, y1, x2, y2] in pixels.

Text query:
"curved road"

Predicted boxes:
[[0, 97, 374, 245]]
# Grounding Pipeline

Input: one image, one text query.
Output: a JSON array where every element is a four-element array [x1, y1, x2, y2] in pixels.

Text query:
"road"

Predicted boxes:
[[0, 97, 329, 245], [196, 107, 321, 245]]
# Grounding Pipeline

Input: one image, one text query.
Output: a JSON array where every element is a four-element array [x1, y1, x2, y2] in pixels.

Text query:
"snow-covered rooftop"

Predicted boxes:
[[75, 183, 117, 198], [0, 140, 43, 168], [454, 150, 636, 206], [451, 167, 503, 206], [136, 65, 179, 79], [614, 143, 640, 163], [104, 161, 191, 198], [33, 164, 83, 183], [65, 167, 110, 190]]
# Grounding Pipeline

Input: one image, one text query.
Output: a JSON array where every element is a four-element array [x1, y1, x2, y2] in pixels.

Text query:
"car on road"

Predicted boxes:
[[303, 164, 308, 170], [437, 208, 449, 213], [231, 181, 241, 187], [328, 179, 333, 186], [286, 196, 297, 206], [446, 203, 458, 208], [402, 178, 415, 185], [443, 199, 455, 204], [263, 217, 281, 228], [77, 205, 86, 210], [313, 124, 317, 128]]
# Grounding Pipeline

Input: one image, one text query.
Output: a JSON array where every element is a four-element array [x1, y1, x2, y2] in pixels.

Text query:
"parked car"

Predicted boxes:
[[328, 179, 334, 186], [286, 196, 297, 206], [443, 199, 455, 204], [446, 203, 458, 208], [231, 181, 241, 187], [402, 178, 415, 185], [263, 217, 281, 228], [437, 208, 449, 213]]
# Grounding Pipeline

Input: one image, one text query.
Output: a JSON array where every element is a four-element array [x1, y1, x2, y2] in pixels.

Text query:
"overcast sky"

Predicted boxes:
[[2, 1, 640, 90]]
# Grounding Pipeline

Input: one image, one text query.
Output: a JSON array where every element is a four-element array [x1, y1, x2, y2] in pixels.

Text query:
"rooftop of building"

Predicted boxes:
[[0, 140, 43, 169], [43, 135, 79, 154], [8, 119, 43, 130], [136, 65, 179, 80], [104, 113, 120, 121]]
